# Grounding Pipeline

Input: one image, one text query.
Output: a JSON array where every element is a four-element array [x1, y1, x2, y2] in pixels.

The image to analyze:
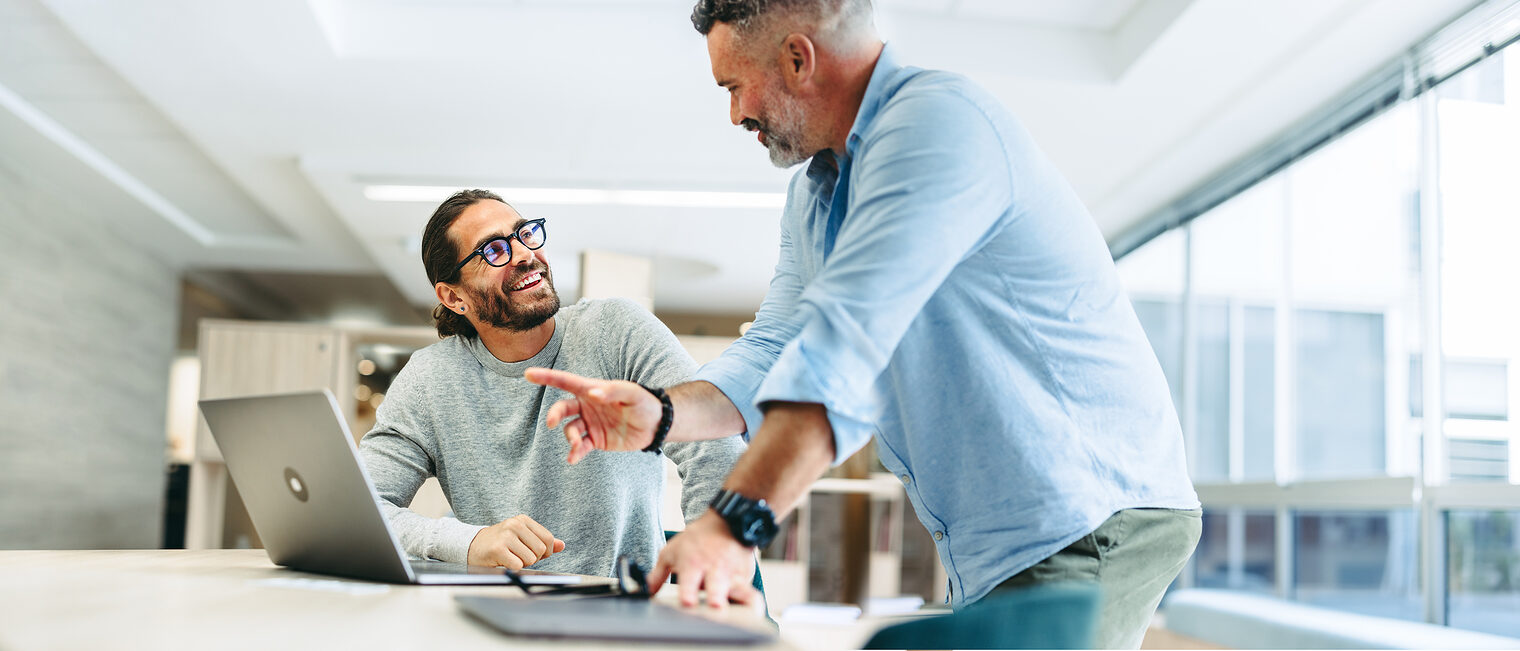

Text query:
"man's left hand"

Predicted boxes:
[[650, 511, 760, 609]]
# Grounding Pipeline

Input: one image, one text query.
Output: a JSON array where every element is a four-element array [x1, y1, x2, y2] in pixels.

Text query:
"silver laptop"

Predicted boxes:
[[199, 390, 581, 586]]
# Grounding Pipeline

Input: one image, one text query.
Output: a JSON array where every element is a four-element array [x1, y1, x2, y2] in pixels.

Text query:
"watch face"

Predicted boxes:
[[759, 519, 779, 544], [713, 490, 777, 547], [743, 513, 777, 547]]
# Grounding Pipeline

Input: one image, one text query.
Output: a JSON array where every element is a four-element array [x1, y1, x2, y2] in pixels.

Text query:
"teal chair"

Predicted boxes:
[[664, 530, 775, 628], [862, 582, 1099, 650]]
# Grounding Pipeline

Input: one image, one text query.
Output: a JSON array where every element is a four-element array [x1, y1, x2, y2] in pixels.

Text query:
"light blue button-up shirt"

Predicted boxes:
[[693, 44, 1198, 606]]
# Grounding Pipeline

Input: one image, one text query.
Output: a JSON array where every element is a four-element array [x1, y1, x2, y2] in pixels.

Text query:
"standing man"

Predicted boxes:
[[527, 1, 1199, 646], [360, 189, 746, 578]]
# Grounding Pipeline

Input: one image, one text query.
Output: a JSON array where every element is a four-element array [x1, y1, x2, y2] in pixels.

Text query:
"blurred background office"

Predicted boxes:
[[2, 0, 1518, 648]]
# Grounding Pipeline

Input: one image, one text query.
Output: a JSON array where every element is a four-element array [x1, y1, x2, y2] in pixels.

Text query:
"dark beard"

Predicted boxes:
[[473, 267, 560, 332]]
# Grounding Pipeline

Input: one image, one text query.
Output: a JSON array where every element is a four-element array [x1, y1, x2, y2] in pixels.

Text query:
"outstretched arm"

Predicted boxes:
[[527, 176, 814, 462], [524, 368, 746, 464]]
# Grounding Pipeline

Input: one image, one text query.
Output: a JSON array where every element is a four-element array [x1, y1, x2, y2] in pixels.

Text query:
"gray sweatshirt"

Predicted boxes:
[[358, 298, 746, 577]]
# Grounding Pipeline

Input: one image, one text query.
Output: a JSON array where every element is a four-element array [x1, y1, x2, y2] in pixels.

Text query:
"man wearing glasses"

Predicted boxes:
[[358, 189, 746, 580], [525, 0, 1200, 647]]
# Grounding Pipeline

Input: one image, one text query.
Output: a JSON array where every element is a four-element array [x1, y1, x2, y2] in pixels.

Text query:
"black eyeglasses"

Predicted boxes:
[[451, 218, 547, 277], [501, 555, 651, 599]]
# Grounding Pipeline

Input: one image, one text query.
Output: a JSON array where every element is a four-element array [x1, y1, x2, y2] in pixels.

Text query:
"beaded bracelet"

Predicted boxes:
[[638, 384, 673, 454]]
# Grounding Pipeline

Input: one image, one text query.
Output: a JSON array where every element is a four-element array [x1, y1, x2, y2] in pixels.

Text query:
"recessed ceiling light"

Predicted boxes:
[[364, 185, 786, 209]]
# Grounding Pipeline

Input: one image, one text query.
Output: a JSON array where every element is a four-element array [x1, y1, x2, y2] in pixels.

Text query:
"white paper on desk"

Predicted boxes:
[[863, 595, 926, 616], [252, 577, 391, 596], [781, 602, 863, 624]]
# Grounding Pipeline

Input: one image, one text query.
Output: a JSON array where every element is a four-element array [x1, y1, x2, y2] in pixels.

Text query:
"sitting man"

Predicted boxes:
[[358, 189, 746, 577]]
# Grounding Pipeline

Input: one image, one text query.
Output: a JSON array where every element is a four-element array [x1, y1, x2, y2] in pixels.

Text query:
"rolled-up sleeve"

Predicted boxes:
[[753, 90, 1014, 464], [692, 182, 810, 439]]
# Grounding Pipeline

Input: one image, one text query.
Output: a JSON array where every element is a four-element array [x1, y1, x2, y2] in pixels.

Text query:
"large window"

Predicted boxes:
[[1437, 43, 1520, 486], [1435, 32, 1520, 638], [1115, 2, 1520, 636]]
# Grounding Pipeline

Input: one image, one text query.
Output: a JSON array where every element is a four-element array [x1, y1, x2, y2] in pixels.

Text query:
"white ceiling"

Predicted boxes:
[[0, 0, 1481, 317]]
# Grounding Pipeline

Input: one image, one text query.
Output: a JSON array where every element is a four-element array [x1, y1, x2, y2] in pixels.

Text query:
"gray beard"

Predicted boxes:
[[764, 92, 813, 168]]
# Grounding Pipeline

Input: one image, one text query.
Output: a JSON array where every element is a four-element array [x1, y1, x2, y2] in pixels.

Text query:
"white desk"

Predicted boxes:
[[0, 550, 789, 650]]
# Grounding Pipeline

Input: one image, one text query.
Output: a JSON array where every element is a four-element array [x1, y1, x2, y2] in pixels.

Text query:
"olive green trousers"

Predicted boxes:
[[992, 508, 1201, 649]]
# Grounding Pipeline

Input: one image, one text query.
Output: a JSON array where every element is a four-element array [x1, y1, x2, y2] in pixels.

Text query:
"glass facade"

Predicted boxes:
[[1117, 11, 1519, 638]]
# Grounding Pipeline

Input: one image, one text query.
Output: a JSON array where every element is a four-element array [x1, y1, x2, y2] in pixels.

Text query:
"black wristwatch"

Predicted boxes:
[[709, 489, 779, 548]]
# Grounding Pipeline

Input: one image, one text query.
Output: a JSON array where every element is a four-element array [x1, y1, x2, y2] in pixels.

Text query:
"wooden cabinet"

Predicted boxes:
[[184, 319, 435, 550]]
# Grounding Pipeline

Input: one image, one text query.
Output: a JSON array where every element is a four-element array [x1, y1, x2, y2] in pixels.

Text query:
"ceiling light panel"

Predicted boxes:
[[364, 184, 785, 209]]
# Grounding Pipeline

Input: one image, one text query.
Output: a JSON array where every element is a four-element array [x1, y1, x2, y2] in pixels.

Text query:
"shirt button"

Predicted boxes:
[[933, 531, 944, 541], [900, 474, 911, 485]]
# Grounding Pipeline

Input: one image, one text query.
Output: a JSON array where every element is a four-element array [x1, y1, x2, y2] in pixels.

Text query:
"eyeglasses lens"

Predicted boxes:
[[520, 222, 545, 248], [480, 239, 512, 265]]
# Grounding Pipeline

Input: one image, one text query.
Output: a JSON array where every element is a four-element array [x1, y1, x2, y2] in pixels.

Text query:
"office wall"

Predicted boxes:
[[0, 159, 178, 549]]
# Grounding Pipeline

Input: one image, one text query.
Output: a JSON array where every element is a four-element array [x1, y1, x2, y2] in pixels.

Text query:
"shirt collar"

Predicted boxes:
[[805, 149, 838, 185], [804, 41, 902, 184], [464, 319, 563, 378]]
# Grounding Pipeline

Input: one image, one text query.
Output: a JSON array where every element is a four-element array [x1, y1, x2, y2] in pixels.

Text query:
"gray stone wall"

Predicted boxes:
[[0, 159, 178, 549]]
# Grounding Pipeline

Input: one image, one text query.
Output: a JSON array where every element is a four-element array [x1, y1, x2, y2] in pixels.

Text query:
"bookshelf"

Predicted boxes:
[[758, 473, 932, 617]]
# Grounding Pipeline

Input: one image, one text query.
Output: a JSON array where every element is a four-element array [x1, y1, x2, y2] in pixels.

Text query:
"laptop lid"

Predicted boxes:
[[199, 390, 418, 584]]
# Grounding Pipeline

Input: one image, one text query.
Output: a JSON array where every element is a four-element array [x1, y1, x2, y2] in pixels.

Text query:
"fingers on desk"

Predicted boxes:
[[728, 580, 759, 605], [704, 571, 732, 611]]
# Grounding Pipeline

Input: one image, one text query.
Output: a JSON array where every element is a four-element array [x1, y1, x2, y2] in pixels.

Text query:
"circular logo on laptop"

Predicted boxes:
[[283, 467, 309, 502]]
